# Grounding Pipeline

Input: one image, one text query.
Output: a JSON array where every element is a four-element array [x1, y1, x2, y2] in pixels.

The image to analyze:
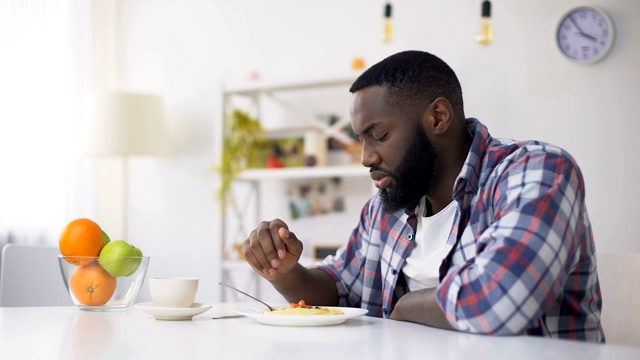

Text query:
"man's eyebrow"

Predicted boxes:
[[358, 121, 382, 137]]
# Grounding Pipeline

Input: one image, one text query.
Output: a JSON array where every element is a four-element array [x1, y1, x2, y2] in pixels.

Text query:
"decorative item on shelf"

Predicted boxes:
[[215, 109, 265, 210], [383, 2, 394, 43], [320, 113, 362, 166], [476, 0, 494, 46], [344, 141, 363, 165], [288, 178, 345, 220], [304, 130, 328, 167], [266, 150, 286, 168], [249, 136, 305, 169]]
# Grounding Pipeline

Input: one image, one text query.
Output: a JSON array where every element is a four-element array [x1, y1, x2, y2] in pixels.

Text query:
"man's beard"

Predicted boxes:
[[377, 128, 439, 213]]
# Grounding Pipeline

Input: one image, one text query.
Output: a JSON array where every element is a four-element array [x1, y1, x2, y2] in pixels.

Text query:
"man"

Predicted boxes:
[[243, 50, 604, 342]]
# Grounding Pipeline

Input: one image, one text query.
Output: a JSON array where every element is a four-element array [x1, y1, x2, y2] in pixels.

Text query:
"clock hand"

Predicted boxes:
[[576, 32, 597, 42], [568, 16, 597, 42], [568, 16, 586, 33]]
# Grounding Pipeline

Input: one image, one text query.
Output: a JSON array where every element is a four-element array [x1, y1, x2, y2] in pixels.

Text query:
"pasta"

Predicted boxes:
[[261, 300, 344, 316]]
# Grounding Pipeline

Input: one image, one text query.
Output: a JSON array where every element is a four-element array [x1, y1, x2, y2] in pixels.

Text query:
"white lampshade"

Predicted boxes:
[[85, 92, 170, 157]]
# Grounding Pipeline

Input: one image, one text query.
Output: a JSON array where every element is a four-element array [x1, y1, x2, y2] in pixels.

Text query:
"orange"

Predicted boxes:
[[70, 262, 117, 306], [59, 218, 105, 266]]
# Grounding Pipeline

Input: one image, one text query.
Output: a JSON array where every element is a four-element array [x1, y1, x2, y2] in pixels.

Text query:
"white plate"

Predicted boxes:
[[234, 307, 368, 327], [135, 302, 212, 320]]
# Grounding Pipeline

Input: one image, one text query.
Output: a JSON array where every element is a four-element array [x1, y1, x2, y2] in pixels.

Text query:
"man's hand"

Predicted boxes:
[[243, 219, 338, 306], [389, 287, 456, 331], [243, 219, 303, 281]]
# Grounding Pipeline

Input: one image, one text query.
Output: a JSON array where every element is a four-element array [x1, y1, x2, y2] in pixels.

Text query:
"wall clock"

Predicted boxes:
[[556, 6, 615, 64]]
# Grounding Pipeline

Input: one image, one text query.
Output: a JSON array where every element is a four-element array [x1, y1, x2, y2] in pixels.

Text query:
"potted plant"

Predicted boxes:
[[214, 109, 265, 210]]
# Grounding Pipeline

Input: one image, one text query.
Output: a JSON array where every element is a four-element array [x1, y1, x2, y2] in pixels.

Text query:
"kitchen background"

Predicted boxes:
[[1, 0, 638, 303]]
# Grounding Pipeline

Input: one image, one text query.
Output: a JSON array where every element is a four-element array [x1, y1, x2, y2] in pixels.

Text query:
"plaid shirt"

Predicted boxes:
[[312, 118, 604, 342]]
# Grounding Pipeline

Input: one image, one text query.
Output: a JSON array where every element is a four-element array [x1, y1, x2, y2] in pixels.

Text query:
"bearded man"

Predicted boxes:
[[242, 50, 604, 343]]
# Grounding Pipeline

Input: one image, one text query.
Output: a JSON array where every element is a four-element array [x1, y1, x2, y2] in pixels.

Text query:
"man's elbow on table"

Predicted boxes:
[[448, 313, 534, 336], [437, 275, 539, 335], [389, 293, 532, 335]]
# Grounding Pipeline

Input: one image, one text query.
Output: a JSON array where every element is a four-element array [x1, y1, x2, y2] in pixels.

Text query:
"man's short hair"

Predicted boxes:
[[350, 50, 464, 121]]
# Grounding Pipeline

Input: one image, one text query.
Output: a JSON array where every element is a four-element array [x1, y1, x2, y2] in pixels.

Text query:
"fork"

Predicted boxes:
[[218, 282, 275, 311]]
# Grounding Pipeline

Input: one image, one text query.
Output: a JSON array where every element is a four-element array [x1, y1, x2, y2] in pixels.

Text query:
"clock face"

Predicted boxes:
[[556, 7, 615, 63]]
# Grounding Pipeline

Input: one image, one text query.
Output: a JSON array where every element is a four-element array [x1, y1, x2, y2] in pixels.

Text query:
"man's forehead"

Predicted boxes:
[[353, 86, 387, 101], [350, 86, 387, 114]]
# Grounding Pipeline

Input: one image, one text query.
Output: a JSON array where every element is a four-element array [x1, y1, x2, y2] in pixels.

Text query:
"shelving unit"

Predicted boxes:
[[236, 165, 368, 181], [218, 75, 373, 302], [223, 75, 360, 96]]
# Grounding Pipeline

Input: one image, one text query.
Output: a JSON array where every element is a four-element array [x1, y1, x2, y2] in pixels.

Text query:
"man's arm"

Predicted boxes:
[[389, 288, 455, 330], [271, 264, 339, 306], [243, 220, 339, 306], [437, 148, 587, 335]]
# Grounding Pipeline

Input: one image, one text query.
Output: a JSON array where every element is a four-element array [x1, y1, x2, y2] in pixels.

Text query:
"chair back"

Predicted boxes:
[[0, 243, 73, 306], [597, 251, 640, 347]]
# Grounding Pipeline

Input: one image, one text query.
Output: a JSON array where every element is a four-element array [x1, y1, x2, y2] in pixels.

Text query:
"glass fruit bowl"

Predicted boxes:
[[58, 255, 150, 311]]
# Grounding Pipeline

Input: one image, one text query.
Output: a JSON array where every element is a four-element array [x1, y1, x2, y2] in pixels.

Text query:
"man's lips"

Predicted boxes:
[[370, 170, 392, 190]]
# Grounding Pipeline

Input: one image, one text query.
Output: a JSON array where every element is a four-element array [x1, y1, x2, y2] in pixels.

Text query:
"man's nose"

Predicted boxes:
[[360, 142, 380, 168]]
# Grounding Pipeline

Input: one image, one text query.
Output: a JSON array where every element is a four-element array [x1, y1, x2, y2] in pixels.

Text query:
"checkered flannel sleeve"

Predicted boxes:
[[312, 199, 372, 310], [437, 146, 590, 335]]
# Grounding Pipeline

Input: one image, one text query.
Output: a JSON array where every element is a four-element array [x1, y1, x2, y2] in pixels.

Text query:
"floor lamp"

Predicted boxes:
[[84, 92, 170, 240]]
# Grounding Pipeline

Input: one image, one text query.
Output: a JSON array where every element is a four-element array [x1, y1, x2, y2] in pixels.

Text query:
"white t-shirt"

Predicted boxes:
[[402, 197, 457, 291]]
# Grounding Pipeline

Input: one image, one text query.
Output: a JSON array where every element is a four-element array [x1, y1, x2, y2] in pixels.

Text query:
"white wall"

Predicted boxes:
[[116, 0, 640, 303]]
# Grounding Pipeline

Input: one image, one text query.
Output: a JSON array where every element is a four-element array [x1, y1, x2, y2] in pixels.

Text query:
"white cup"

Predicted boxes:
[[149, 277, 199, 308]]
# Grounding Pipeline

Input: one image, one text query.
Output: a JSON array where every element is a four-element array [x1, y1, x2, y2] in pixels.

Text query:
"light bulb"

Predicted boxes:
[[476, 0, 494, 46], [383, 3, 394, 43]]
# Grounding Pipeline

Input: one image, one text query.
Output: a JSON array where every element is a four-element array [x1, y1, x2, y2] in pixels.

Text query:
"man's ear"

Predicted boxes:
[[424, 97, 453, 135]]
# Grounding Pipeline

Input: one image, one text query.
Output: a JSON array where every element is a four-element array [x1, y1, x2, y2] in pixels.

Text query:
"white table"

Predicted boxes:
[[1, 303, 638, 360]]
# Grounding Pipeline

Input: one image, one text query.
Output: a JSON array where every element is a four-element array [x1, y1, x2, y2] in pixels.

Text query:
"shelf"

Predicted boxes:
[[235, 165, 369, 182], [223, 75, 359, 96], [219, 74, 368, 302]]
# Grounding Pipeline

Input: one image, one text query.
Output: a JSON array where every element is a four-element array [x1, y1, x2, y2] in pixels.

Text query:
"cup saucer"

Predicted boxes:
[[135, 302, 212, 320]]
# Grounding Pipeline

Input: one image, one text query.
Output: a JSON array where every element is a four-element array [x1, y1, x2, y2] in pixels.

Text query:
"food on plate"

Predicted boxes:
[[70, 261, 117, 306], [261, 300, 345, 316], [59, 218, 105, 266], [98, 239, 144, 277]]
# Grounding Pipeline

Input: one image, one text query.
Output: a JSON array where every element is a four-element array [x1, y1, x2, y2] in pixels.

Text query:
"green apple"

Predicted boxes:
[[98, 240, 143, 277], [102, 230, 111, 246]]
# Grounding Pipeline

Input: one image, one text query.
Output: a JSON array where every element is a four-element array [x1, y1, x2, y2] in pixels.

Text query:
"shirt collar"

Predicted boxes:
[[452, 118, 492, 203], [399, 118, 491, 215]]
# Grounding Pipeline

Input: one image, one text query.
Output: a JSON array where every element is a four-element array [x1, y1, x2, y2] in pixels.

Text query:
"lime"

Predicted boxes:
[[98, 240, 143, 277]]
